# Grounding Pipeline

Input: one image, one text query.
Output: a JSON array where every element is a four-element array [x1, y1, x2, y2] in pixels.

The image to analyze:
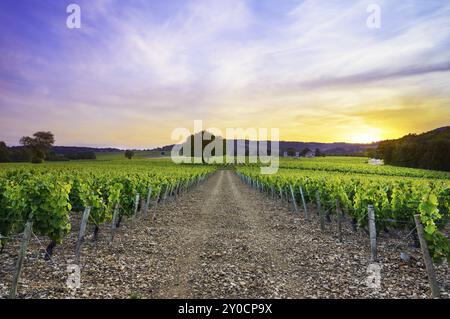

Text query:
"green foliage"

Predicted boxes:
[[0, 171, 72, 244], [77, 177, 109, 226], [0, 177, 22, 248], [419, 193, 450, 263]]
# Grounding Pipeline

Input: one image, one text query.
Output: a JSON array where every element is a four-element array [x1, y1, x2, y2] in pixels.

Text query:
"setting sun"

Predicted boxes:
[[348, 128, 382, 144], [350, 134, 379, 143]]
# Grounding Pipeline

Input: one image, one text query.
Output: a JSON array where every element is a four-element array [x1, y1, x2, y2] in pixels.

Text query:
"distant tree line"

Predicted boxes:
[[284, 147, 325, 157], [366, 127, 450, 171], [0, 131, 96, 163], [46, 151, 96, 161]]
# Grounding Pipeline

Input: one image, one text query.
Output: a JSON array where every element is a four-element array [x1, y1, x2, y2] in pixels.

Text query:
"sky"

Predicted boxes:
[[0, 0, 449, 148]]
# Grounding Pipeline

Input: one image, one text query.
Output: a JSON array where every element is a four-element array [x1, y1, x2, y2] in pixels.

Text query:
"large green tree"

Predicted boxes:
[[20, 131, 55, 163]]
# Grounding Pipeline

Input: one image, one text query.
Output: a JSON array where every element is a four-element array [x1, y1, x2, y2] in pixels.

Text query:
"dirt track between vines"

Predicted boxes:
[[0, 170, 448, 299]]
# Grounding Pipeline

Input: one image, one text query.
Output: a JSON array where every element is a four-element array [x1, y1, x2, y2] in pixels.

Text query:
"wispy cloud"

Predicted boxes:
[[299, 61, 450, 89], [0, 0, 450, 147]]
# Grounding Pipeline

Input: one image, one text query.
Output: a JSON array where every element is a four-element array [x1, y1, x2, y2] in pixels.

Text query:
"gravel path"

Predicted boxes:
[[0, 170, 448, 299]]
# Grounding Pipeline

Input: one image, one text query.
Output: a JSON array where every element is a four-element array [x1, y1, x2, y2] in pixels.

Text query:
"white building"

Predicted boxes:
[[368, 158, 384, 165]]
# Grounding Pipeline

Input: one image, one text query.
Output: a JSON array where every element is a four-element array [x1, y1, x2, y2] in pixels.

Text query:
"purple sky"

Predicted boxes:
[[1, 0, 450, 148]]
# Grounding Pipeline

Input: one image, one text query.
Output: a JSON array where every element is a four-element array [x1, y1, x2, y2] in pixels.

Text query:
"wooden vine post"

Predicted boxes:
[[414, 214, 440, 298], [173, 181, 178, 197], [289, 185, 298, 213], [299, 186, 308, 220], [143, 186, 152, 220], [74, 206, 91, 265], [336, 199, 343, 243], [179, 180, 184, 194], [162, 185, 169, 205], [168, 184, 173, 201], [155, 189, 161, 208], [109, 203, 120, 244], [153, 189, 161, 220], [316, 191, 325, 231], [9, 220, 33, 299], [174, 181, 181, 198], [169, 184, 174, 199], [368, 205, 377, 261], [139, 198, 145, 216], [133, 193, 140, 218]]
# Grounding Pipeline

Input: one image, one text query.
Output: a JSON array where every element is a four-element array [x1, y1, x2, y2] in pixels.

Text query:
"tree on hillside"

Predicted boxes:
[[315, 148, 324, 157], [365, 148, 380, 158], [125, 150, 135, 160], [376, 127, 450, 171], [286, 148, 296, 156], [0, 141, 10, 162], [9, 147, 30, 162], [19, 131, 55, 163], [300, 148, 311, 157]]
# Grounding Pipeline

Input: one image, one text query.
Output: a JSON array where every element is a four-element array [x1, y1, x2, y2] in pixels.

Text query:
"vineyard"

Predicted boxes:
[[236, 162, 450, 264], [276, 157, 450, 180], [0, 160, 214, 258], [0, 157, 449, 299]]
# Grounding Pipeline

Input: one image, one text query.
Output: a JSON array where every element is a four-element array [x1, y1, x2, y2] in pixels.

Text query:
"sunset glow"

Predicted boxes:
[[346, 127, 383, 144], [349, 134, 381, 144]]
